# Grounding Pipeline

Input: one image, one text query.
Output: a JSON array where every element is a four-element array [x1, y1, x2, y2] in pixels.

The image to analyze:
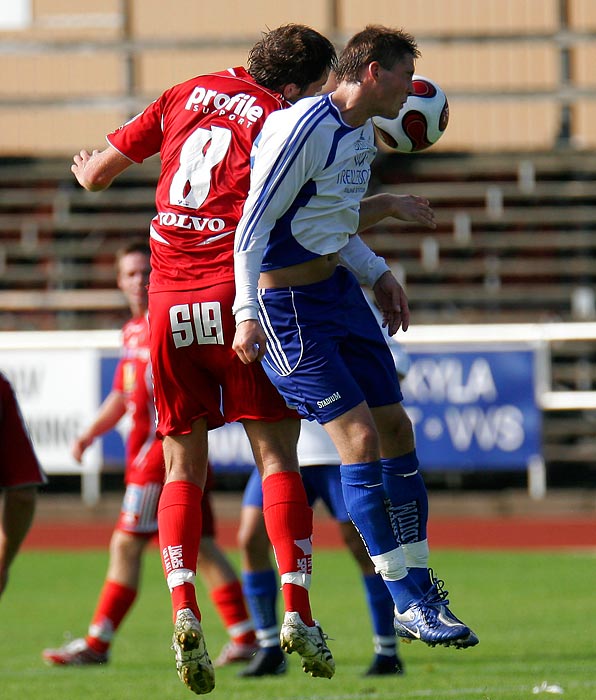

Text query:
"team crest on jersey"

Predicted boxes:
[[353, 131, 374, 166]]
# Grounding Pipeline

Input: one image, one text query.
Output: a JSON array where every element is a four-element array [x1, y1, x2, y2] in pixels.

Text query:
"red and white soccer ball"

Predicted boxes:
[[373, 75, 449, 153]]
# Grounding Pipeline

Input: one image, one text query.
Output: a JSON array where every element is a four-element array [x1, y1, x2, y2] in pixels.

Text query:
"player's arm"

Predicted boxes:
[[357, 192, 436, 231], [233, 113, 317, 363], [71, 145, 133, 192], [72, 390, 127, 463], [338, 235, 410, 335]]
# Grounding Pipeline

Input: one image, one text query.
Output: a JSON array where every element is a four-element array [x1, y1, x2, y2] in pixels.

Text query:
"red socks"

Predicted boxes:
[[158, 480, 203, 622], [210, 581, 256, 645], [86, 580, 137, 654], [262, 471, 314, 626]]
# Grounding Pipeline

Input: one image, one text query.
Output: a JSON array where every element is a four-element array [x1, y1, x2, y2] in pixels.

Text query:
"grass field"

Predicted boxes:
[[1, 547, 594, 700]]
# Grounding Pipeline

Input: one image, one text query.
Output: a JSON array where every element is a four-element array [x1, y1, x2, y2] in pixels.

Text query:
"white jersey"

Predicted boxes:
[[233, 93, 378, 321]]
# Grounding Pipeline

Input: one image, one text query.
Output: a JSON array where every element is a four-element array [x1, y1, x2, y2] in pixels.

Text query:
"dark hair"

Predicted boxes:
[[335, 25, 420, 83], [247, 24, 337, 92], [115, 239, 150, 270]]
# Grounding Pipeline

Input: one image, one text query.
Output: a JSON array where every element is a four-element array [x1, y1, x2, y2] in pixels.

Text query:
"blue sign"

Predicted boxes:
[[401, 347, 541, 471], [97, 346, 542, 474]]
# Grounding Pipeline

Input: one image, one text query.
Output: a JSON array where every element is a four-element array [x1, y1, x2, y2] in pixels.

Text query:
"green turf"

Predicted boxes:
[[1, 547, 594, 699]]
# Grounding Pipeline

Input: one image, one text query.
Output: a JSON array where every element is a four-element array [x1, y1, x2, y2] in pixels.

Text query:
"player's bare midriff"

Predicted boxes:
[[258, 253, 339, 289]]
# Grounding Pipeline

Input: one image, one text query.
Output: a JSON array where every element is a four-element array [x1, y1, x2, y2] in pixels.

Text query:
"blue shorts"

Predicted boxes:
[[242, 465, 349, 522], [258, 266, 403, 423]]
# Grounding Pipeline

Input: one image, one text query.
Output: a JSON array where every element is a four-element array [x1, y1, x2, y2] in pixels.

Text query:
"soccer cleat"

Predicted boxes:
[[237, 646, 287, 677], [213, 640, 259, 667], [171, 608, 215, 695], [279, 611, 335, 679], [364, 653, 404, 676], [394, 600, 471, 647], [424, 570, 479, 649], [42, 638, 108, 666]]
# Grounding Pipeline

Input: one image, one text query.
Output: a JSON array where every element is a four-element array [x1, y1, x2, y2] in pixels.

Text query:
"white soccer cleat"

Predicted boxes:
[[212, 639, 259, 667], [279, 611, 335, 679], [42, 637, 108, 666], [171, 608, 215, 695]]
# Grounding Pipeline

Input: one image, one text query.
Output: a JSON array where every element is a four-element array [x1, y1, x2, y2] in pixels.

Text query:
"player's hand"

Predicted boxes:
[[389, 194, 436, 229], [72, 435, 93, 463], [372, 271, 410, 335], [233, 319, 267, 364], [71, 149, 98, 187]]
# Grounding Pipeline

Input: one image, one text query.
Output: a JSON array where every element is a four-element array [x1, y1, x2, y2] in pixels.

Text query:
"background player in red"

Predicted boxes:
[[69, 25, 338, 694], [0, 371, 47, 598], [42, 242, 257, 668]]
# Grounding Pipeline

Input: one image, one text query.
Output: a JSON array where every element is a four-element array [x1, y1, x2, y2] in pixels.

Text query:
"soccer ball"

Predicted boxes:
[[372, 75, 449, 153]]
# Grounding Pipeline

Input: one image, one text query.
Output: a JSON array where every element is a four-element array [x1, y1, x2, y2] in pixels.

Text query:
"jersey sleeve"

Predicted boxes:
[[338, 234, 390, 287], [111, 358, 125, 393], [107, 93, 167, 163]]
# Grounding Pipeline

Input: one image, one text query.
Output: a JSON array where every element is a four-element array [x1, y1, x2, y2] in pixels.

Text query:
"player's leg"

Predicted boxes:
[[0, 372, 46, 597], [42, 479, 161, 666], [302, 464, 402, 675], [242, 418, 334, 679], [236, 469, 286, 677], [197, 472, 257, 667], [152, 282, 253, 694], [373, 403, 478, 648], [323, 405, 424, 614], [198, 537, 258, 666], [0, 485, 36, 596], [372, 402, 430, 590], [159, 420, 215, 694], [338, 520, 403, 675], [326, 279, 474, 648], [258, 271, 419, 614]]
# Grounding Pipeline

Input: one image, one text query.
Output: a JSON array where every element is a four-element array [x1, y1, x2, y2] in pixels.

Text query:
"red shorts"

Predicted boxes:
[[125, 439, 165, 487], [0, 373, 47, 489], [149, 281, 297, 438], [116, 461, 216, 538]]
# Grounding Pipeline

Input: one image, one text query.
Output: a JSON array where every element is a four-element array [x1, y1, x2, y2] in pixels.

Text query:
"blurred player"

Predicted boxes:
[[42, 242, 256, 668], [233, 25, 478, 649], [0, 371, 47, 598], [238, 338, 410, 677], [69, 25, 338, 694]]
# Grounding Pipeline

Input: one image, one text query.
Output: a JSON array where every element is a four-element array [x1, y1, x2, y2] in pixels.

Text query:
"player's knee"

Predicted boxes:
[[110, 529, 146, 559]]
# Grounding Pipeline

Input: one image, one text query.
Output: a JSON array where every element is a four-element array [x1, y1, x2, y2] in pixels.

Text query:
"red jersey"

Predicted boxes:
[[112, 315, 156, 470], [107, 67, 288, 292]]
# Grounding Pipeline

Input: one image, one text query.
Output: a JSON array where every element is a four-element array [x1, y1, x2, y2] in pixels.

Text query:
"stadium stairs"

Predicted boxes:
[[0, 152, 594, 486]]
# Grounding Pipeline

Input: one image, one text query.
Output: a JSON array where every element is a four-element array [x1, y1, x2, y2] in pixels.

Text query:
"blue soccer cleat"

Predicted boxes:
[[394, 600, 470, 647], [424, 570, 479, 649]]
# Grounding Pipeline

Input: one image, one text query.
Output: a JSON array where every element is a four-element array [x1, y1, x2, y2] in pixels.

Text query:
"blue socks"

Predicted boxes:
[[362, 573, 396, 638], [381, 452, 428, 544], [340, 461, 399, 556], [242, 569, 278, 633]]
